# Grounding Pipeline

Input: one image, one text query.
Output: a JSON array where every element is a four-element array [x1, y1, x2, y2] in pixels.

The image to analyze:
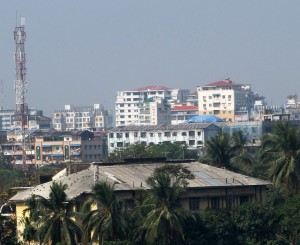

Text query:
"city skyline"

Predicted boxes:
[[1, 1, 300, 116]]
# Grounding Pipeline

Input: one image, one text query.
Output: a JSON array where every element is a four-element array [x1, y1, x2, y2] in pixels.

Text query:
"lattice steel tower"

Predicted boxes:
[[14, 17, 28, 165]]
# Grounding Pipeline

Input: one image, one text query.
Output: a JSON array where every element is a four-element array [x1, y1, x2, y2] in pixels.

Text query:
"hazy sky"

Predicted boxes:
[[1, 1, 300, 116]]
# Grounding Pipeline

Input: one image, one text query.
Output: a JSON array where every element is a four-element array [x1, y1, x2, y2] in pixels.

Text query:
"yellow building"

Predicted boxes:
[[197, 79, 256, 122], [10, 161, 270, 243]]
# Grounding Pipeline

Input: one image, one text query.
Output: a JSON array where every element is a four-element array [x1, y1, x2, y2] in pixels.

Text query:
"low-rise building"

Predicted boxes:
[[10, 161, 270, 242], [171, 105, 199, 125], [108, 123, 221, 153]]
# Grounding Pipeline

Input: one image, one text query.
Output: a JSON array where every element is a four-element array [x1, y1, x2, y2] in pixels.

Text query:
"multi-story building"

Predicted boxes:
[[108, 123, 221, 153], [197, 79, 260, 122], [115, 85, 188, 126], [139, 97, 171, 125], [0, 129, 108, 165], [31, 130, 108, 164], [0, 107, 51, 131], [52, 104, 113, 131]]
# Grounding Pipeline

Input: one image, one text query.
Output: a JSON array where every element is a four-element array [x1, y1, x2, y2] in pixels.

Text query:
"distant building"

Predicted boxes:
[[115, 85, 188, 126], [52, 104, 113, 131], [197, 79, 260, 122], [108, 123, 221, 153], [139, 97, 171, 125], [171, 105, 199, 125], [29, 129, 108, 165], [0, 129, 108, 165], [0, 107, 51, 131]]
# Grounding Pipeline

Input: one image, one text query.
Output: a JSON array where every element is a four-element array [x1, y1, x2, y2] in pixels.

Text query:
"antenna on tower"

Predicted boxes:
[[14, 16, 28, 167]]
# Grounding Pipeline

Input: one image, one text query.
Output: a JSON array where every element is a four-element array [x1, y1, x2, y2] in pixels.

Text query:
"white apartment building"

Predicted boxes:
[[0, 107, 51, 131], [52, 104, 113, 131], [197, 79, 258, 122], [108, 123, 221, 153], [115, 85, 188, 126]]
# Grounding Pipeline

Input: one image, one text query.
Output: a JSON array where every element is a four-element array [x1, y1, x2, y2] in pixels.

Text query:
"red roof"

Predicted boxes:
[[201, 80, 241, 87], [171, 106, 198, 111], [131, 85, 172, 91]]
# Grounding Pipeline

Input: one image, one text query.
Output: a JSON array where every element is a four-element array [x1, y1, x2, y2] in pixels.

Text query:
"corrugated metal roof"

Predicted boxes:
[[10, 162, 270, 202]]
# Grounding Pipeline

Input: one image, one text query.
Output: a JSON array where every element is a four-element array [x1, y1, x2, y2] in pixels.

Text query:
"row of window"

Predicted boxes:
[[112, 139, 203, 148], [110, 131, 202, 139], [189, 196, 250, 211], [203, 95, 232, 100]]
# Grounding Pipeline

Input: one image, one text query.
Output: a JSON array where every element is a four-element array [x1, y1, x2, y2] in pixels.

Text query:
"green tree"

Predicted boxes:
[[233, 202, 283, 245], [134, 165, 193, 245], [83, 181, 129, 245], [203, 131, 253, 173], [260, 122, 300, 195], [20, 195, 40, 244], [35, 181, 83, 245]]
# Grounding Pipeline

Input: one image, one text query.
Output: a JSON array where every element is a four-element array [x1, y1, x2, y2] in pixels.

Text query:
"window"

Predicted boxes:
[[134, 132, 138, 137], [141, 132, 146, 138], [189, 198, 199, 211], [240, 196, 249, 205], [227, 196, 233, 209], [211, 197, 220, 209], [197, 131, 201, 136], [125, 133, 129, 138], [189, 140, 195, 146], [188, 131, 195, 137], [164, 132, 171, 137], [150, 133, 154, 137], [182, 132, 187, 136], [117, 142, 123, 148], [172, 132, 177, 137], [117, 133, 122, 138]]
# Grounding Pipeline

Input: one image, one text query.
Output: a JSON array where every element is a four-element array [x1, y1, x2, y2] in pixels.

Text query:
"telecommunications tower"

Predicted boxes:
[[14, 17, 28, 165]]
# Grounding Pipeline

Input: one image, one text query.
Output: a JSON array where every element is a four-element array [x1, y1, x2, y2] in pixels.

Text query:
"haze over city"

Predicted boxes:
[[1, 0, 300, 115]]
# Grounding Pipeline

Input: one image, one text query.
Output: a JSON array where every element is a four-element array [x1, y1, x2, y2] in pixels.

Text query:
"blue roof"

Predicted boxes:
[[184, 115, 224, 123]]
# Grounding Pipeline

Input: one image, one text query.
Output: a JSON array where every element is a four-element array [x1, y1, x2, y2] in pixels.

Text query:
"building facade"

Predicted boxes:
[[171, 105, 199, 125], [52, 104, 113, 131], [197, 79, 260, 122], [115, 85, 188, 126], [108, 123, 221, 153], [0, 107, 51, 131]]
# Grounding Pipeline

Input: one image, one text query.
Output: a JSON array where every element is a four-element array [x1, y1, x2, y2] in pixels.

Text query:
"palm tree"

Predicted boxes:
[[204, 131, 253, 173], [134, 169, 191, 245], [35, 181, 83, 245], [204, 132, 234, 169], [21, 195, 40, 244], [83, 180, 129, 245], [260, 122, 300, 195]]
